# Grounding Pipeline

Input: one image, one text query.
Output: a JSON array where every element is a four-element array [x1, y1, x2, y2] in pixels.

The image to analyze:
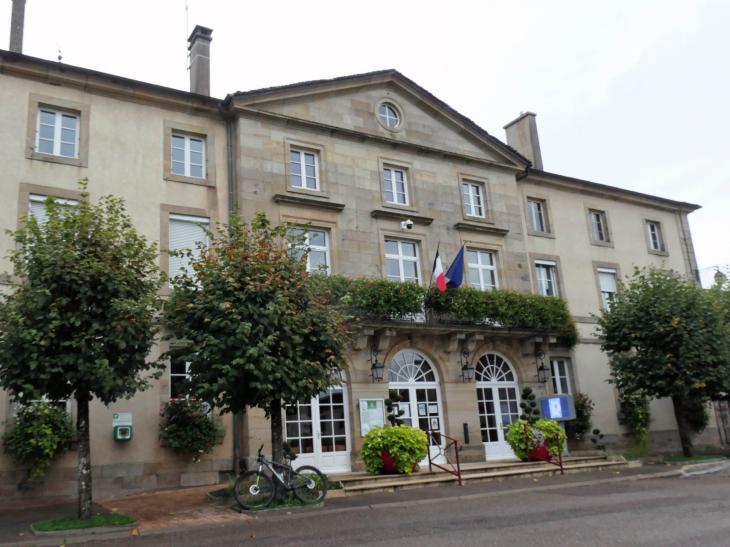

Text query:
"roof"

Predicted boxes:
[[228, 69, 532, 166], [527, 169, 701, 212]]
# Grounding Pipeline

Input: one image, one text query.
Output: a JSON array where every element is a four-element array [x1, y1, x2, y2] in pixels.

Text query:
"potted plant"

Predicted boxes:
[[506, 418, 567, 463], [361, 425, 428, 475]]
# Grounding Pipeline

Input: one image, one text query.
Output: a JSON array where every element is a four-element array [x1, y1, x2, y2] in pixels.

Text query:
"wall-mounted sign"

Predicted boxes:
[[359, 399, 385, 437], [537, 394, 576, 422]]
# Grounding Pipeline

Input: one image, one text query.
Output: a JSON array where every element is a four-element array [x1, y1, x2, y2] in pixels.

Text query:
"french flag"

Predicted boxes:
[[433, 250, 447, 292]]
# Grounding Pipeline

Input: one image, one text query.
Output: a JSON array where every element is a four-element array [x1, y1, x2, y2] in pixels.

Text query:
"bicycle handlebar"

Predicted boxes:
[[257, 444, 264, 461]]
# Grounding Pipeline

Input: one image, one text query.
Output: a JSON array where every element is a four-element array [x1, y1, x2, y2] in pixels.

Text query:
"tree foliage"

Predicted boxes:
[[596, 267, 730, 456], [565, 392, 594, 441], [161, 212, 353, 474], [0, 181, 165, 517]]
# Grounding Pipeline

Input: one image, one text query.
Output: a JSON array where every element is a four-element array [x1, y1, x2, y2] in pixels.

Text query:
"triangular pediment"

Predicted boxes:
[[229, 71, 528, 168]]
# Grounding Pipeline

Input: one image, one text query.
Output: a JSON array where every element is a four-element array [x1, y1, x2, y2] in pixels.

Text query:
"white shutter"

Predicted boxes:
[[599, 271, 617, 293], [169, 216, 209, 280], [29, 199, 50, 226]]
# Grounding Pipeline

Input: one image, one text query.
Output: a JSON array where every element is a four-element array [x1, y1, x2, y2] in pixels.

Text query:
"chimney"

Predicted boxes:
[[9, 0, 26, 54], [504, 112, 543, 170], [187, 25, 213, 96]]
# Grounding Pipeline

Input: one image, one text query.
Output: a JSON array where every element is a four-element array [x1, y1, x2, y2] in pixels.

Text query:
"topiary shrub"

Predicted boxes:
[[360, 425, 428, 475], [384, 389, 406, 426], [2, 400, 74, 481], [566, 393, 595, 441], [506, 418, 567, 461], [590, 429, 606, 451], [519, 387, 540, 424], [161, 397, 218, 463]]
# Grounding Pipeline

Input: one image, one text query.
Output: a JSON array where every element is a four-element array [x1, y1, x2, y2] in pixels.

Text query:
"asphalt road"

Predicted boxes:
[[100, 476, 730, 547]]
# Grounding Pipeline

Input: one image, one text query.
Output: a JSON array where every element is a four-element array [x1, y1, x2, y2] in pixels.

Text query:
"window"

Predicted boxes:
[[11, 395, 72, 417], [385, 239, 420, 283], [169, 214, 210, 279], [550, 360, 571, 395], [467, 250, 498, 291], [598, 268, 617, 309], [647, 222, 663, 251], [36, 109, 79, 158], [535, 261, 558, 296], [291, 228, 330, 273], [169, 358, 191, 399], [527, 199, 547, 232], [290, 149, 319, 190], [378, 103, 400, 128], [384, 168, 408, 205], [463, 183, 485, 218], [29, 194, 78, 226], [171, 134, 206, 179], [590, 211, 608, 242]]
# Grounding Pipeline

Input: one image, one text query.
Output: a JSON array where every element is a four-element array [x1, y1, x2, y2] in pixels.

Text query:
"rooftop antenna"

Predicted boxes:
[[57, 43, 62, 63]]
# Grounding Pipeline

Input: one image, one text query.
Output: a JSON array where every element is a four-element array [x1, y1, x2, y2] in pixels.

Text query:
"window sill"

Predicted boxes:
[[164, 172, 215, 187], [589, 239, 615, 248], [461, 213, 495, 225], [26, 150, 86, 168], [381, 202, 418, 213], [371, 209, 434, 225], [648, 249, 669, 257], [273, 193, 345, 212], [527, 230, 555, 239], [454, 221, 509, 236], [287, 185, 330, 199]]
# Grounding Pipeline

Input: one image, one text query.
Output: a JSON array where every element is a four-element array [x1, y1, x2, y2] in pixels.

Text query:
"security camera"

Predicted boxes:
[[401, 219, 414, 230]]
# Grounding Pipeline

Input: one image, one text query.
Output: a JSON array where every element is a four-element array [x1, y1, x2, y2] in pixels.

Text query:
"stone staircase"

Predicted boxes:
[[331, 455, 628, 497]]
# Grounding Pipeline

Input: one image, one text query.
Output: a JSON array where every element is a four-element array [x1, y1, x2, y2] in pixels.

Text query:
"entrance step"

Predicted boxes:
[[332, 456, 628, 496]]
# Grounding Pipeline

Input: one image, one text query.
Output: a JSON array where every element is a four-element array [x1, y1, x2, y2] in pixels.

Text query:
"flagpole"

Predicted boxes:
[[429, 240, 441, 287]]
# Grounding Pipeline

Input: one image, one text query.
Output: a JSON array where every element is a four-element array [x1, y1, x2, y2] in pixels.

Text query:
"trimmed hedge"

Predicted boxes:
[[319, 276, 578, 347]]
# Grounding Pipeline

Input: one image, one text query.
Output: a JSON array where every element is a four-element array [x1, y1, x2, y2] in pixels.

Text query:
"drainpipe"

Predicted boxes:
[[516, 166, 531, 181], [218, 99, 239, 475]]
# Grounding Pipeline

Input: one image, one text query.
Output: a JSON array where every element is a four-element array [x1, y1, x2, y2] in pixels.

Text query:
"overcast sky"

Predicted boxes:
[[2, 0, 728, 285]]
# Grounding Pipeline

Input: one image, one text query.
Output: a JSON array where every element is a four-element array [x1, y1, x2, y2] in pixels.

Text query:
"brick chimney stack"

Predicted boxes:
[[504, 112, 543, 170], [188, 25, 213, 96], [9, 0, 26, 54]]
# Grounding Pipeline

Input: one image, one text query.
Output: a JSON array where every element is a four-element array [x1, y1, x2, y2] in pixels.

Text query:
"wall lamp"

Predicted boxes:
[[459, 348, 475, 383], [535, 350, 549, 383], [369, 345, 384, 383]]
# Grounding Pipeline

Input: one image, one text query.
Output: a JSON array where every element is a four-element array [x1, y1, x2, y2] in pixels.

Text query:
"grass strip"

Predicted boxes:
[[33, 514, 137, 532]]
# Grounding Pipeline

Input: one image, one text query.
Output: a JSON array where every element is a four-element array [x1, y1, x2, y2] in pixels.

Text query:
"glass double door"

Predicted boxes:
[[391, 385, 446, 464], [477, 384, 520, 461], [285, 386, 351, 474]]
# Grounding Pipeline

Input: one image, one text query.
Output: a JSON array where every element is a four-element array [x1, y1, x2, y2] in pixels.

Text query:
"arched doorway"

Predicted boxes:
[[388, 350, 446, 464], [475, 352, 521, 461], [284, 370, 351, 474]]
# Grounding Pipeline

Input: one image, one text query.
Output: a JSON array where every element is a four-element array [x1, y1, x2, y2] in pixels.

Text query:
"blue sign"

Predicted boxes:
[[537, 394, 576, 422]]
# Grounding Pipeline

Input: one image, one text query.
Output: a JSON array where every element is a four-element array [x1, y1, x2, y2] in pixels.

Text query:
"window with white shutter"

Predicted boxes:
[[29, 194, 78, 226], [535, 260, 558, 297], [550, 360, 571, 395], [169, 214, 209, 281], [598, 268, 617, 309]]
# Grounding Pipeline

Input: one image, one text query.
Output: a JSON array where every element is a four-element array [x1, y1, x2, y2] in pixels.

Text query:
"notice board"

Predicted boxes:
[[359, 399, 385, 436]]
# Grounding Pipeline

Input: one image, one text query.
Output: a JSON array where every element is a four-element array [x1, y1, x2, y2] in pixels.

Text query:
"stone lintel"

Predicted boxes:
[[454, 222, 509, 236], [370, 210, 434, 225], [273, 194, 346, 212]]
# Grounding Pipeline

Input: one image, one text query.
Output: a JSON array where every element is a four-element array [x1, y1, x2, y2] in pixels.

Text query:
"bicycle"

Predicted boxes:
[[233, 444, 328, 510]]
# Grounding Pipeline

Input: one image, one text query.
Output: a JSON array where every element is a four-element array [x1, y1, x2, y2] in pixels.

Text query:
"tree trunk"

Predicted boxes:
[[269, 398, 286, 500], [672, 395, 694, 458], [76, 392, 93, 519]]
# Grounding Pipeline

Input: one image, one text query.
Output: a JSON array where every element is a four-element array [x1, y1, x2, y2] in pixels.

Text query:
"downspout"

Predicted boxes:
[[516, 165, 531, 181], [218, 99, 240, 475]]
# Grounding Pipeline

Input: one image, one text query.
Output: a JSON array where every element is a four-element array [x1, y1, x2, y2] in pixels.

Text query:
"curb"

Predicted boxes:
[[0, 470, 680, 546], [30, 521, 138, 537]]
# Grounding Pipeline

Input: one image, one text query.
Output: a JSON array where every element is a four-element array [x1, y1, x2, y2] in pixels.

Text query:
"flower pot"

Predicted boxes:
[[527, 443, 552, 462], [380, 450, 418, 474]]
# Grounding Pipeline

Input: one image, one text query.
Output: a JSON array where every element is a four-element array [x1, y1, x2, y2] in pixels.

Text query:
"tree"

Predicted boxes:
[[596, 267, 730, 457], [162, 212, 352, 495], [0, 181, 165, 518]]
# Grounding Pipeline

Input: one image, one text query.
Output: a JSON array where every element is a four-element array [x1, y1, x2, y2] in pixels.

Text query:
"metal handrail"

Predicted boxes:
[[523, 422, 564, 475], [424, 429, 463, 486]]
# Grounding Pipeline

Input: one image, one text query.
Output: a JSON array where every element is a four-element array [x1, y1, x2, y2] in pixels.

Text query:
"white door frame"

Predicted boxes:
[[285, 382, 352, 474], [474, 352, 521, 462], [388, 350, 447, 465]]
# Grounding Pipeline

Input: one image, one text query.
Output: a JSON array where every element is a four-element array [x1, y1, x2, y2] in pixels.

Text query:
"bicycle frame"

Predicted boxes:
[[254, 458, 312, 492]]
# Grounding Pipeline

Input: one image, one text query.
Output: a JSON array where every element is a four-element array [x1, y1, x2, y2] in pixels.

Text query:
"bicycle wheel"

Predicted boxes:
[[234, 470, 275, 510], [291, 465, 327, 504]]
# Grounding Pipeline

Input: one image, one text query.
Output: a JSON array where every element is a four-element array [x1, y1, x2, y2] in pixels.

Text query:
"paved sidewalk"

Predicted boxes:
[[0, 462, 683, 546]]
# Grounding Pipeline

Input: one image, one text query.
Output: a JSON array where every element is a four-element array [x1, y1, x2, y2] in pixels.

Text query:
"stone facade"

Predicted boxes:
[[0, 48, 722, 498]]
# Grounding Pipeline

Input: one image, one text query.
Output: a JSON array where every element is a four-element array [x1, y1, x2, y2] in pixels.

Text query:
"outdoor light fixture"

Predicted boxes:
[[535, 350, 549, 383], [369, 345, 384, 383], [459, 348, 475, 383]]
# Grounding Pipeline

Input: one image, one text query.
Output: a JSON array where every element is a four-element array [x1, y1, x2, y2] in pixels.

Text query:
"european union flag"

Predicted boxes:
[[445, 245, 465, 289]]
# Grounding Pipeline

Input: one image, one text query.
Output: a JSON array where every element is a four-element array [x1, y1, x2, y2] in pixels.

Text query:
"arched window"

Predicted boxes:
[[388, 351, 437, 383], [475, 353, 515, 383]]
